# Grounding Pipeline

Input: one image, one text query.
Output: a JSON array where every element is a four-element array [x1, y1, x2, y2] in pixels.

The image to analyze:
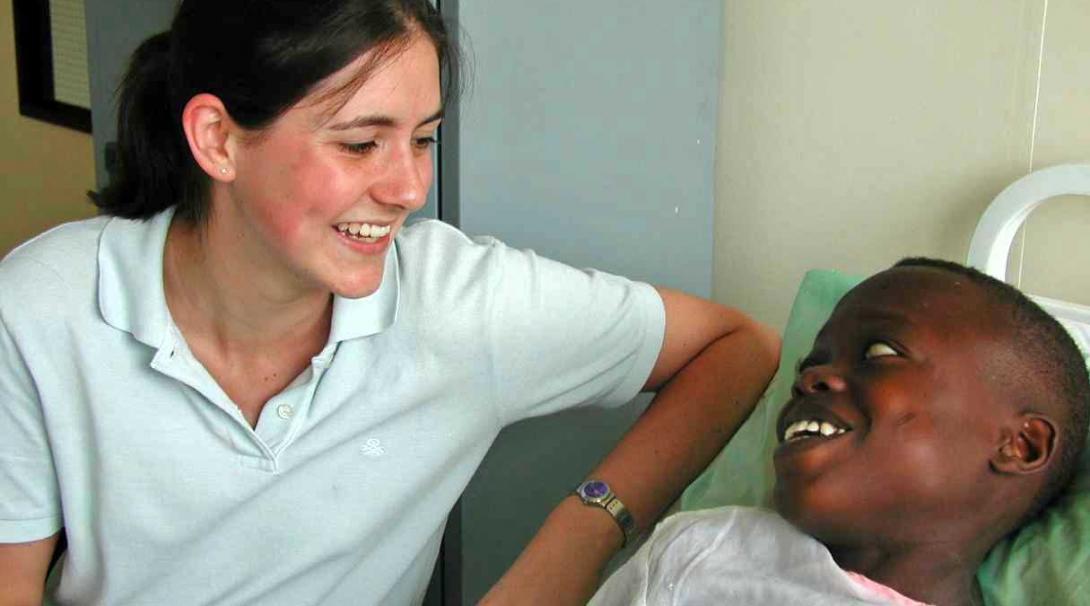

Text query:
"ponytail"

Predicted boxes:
[[93, 0, 459, 225], [93, 32, 208, 222]]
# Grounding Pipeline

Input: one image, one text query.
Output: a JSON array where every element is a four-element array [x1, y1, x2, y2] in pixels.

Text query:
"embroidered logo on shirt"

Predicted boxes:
[[361, 438, 386, 457]]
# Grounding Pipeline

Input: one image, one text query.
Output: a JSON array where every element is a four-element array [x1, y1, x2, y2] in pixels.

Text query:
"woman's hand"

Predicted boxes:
[[483, 287, 781, 604]]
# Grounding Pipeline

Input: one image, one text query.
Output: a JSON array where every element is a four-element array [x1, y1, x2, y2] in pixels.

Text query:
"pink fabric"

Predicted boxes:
[[845, 572, 933, 606]]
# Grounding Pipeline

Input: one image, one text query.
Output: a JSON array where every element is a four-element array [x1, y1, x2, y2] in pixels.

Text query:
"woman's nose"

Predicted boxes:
[[793, 365, 847, 396], [371, 148, 430, 210]]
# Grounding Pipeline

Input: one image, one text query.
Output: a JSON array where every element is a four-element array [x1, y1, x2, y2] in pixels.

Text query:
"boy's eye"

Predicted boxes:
[[863, 342, 899, 359], [796, 356, 814, 374]]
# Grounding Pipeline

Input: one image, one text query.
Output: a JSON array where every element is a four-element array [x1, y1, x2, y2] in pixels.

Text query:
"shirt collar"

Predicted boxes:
[[98, 207, 400, 349], [329, 247, 400, 343], [97, 209, 175, 348]]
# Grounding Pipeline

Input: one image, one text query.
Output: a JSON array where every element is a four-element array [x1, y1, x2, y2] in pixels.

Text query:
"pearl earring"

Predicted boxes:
[[219, 166, 229, 175]]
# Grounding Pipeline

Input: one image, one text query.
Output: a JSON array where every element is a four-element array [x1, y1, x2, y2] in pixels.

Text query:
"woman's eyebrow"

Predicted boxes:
[[328, 108, 444, 131]]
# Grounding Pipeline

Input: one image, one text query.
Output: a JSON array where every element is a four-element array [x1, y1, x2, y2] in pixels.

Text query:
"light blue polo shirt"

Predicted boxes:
[[0, 209, 665, 605]]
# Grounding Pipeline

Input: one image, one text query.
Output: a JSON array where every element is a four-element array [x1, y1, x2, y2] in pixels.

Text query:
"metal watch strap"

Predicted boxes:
[[602, 496, 636, 543], [573, 480, 637, 546]]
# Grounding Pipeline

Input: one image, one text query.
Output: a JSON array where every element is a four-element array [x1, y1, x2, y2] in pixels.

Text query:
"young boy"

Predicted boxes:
[[591, 258, 1090, 606]]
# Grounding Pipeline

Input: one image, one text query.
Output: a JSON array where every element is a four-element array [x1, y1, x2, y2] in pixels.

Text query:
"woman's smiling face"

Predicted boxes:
[[772, 267, 1012, 547], [219, 33, 442, 299]]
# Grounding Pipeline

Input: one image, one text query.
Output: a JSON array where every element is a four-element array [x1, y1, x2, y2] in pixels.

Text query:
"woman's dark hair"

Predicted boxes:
[[95, 0, 458, 223]]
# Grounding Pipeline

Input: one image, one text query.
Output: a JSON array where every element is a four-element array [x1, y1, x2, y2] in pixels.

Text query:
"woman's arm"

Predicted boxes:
[[0, 533, 59, 606], [482, 287, 781, 604]]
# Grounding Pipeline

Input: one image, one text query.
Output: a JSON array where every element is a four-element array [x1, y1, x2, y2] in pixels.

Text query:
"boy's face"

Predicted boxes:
[[773, 267, 1012, 546]]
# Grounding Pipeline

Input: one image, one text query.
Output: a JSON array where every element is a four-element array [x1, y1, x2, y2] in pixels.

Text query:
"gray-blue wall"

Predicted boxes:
[[452, 1, 722, 601], [85, 0, 173, 189]]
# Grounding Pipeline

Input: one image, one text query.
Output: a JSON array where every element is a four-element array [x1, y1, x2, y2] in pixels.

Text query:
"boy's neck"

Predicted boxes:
[[829, 543, 985, 606]]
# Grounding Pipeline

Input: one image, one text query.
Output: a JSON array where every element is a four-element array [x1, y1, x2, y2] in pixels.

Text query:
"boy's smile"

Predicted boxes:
[[778, 399, 853, 446], [772, 267, 1013, 548]]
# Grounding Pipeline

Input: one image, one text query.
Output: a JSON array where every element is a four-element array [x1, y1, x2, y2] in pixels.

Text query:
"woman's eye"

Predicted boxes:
[[864, 342, 899, 360], [341, 141, 377, 155], [413, 136, 437, 150]]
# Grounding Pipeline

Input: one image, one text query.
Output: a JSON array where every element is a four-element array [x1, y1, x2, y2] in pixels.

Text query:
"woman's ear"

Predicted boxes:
[[181, 93, 237, 182], [991, 413, 1058, 475]]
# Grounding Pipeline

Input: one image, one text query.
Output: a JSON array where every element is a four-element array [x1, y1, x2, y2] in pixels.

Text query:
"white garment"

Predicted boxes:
[[591, 507, 929, 606], [0, 209, 665, 606]]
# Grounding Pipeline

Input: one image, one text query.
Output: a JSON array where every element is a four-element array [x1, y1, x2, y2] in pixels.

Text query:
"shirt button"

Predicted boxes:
[[276, 404, 294, 419]]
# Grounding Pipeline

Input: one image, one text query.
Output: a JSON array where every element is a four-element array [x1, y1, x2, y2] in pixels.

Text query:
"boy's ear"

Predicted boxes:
[[991, 413, 1058, 475]]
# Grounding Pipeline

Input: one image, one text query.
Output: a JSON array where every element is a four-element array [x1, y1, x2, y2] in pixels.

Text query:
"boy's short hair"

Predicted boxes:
[[894, 257, 1090, 517]]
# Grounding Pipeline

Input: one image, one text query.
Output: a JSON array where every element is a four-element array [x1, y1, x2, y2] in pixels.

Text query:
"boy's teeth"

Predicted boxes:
[[783, 418, 848, 442]]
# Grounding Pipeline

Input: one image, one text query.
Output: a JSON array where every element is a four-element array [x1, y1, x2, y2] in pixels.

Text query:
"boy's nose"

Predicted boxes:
[[793, 365, 847, 396]]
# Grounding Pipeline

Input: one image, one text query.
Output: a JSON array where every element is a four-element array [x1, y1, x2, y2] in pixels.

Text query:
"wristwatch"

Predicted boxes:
[[573, 479, 637, 546]]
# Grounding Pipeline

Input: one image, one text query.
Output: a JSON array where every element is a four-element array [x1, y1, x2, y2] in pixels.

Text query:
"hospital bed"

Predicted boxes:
[[681, 164, 1090, 606]]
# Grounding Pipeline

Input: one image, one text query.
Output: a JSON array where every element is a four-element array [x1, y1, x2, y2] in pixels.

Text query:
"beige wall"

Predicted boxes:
[[0, 2, 96, 257], [1016, 0, 1090, 302], [714, 0, 1090, 329]]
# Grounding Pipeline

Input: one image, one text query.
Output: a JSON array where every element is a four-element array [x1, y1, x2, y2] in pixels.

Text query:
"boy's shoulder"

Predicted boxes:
[[654, 506, 794, 540], [644, 506, 816, 567], [661, 506, 858, 569], [592, 506, 879, 606]]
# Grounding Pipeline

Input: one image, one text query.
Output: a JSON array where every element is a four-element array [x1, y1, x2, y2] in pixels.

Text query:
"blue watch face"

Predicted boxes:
[[583, 481, 609, 498]]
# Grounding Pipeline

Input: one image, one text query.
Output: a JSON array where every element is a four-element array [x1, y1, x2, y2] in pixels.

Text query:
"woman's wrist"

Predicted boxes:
[[556, 494, 628, 556], [482, 497, 623, 605]]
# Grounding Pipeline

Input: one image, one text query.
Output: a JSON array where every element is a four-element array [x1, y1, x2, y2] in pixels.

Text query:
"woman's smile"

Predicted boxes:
[[333, 221, 395, 255]]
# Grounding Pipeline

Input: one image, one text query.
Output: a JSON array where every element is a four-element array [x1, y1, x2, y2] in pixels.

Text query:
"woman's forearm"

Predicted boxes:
[[586, 317, 781, 530], [484, 311, 780, 604]]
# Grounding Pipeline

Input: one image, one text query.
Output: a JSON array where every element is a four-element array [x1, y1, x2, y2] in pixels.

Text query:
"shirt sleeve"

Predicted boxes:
[[0, 310, 63, 542], [589, 512, 692, 606], [482, 238, 666, 425], [588, 539, 652, 606]]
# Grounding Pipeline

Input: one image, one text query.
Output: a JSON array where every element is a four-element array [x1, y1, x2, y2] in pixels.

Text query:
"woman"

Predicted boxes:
[[0, 1, 779, 604]]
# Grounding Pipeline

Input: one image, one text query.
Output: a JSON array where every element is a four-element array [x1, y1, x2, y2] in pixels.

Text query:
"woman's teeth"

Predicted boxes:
[[336, 222, 391, 242], [782, 419, 848, 442]]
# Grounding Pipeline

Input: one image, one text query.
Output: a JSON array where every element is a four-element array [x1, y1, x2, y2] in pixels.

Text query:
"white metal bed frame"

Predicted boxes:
[[967, 163, 1090, 352]]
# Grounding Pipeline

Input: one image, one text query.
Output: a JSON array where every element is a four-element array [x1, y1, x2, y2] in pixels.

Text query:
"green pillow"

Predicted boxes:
[[680, 269, 1090, 606], [682, 269, 863, 510]]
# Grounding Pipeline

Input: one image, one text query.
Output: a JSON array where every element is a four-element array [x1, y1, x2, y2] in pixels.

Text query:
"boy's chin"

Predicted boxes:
[[772, 480, 814, 530], [773, 481, 859, 545]]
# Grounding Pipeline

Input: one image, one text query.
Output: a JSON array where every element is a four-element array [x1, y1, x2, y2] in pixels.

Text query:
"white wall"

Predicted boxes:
[[713, 0, 1090, 328]]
